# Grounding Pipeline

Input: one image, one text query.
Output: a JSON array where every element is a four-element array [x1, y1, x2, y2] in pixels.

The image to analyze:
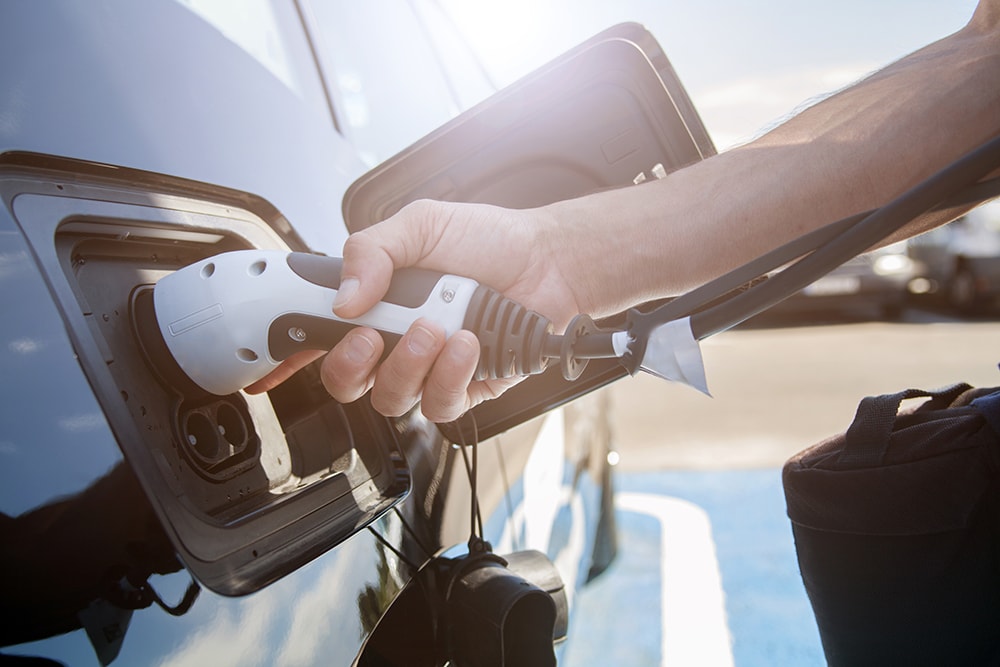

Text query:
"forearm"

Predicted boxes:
[[542, 3, 1000, 316]]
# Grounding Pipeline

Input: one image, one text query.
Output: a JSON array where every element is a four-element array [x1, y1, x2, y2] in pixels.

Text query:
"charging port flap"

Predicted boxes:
[[342, 23, 716, 441]]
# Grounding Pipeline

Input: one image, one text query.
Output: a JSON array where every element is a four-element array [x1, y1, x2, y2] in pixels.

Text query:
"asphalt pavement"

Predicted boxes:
[[562, 310, 1000, 666]]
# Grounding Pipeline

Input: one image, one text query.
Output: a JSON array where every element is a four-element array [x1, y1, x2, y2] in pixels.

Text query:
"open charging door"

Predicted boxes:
[[343, 23, 716, 440]]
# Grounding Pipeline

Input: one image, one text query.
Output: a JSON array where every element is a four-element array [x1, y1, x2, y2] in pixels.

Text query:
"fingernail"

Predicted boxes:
[[407, 325, 436, 355], [333, 277, 359, 312], [451, 335, 478, 363], [345, 334, 376, 364]]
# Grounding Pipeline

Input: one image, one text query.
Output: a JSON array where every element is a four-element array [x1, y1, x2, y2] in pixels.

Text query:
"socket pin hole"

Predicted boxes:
[[201, 263, 216, 278], [236, 348, 258, 363], [216, 403, 247, 446], [248, 260, 267, 276], [185, 412, 220, 459]]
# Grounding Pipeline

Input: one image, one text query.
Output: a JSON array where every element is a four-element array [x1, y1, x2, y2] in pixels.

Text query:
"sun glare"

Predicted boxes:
[[437, 0, 572, 85]]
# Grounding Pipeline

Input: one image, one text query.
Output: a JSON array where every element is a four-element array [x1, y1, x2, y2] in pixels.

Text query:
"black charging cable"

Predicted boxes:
[[688, 135, 1000, 339]]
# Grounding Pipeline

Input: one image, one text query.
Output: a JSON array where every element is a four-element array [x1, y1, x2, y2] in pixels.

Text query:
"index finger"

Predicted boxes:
[[334, 200, 453, 319]]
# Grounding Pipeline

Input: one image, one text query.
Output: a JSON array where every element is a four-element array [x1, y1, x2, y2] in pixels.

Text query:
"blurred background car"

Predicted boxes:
[[907, 199, 1000, 315], [761, 242, 924, 322]]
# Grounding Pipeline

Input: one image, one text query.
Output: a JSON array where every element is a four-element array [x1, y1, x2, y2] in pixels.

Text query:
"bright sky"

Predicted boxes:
[[438, 0, 981, 149]]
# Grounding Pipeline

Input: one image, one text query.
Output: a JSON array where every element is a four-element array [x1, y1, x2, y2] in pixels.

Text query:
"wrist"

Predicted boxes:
[[538, 186, 677, 318]]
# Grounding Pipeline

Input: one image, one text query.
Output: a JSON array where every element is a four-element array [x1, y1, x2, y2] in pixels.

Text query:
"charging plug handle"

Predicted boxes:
[[153, 250, 623, 395]]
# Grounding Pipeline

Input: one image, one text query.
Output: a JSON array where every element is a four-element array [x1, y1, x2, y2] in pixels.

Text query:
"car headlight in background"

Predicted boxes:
[[872, 253, 916, 276]]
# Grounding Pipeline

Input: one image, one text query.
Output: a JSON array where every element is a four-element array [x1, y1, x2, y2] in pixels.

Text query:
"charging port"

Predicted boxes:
[[4, 156, 409, 595]]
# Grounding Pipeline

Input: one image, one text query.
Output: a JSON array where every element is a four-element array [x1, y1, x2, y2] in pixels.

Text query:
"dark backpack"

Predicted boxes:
[[783, 383, 1000, 666]]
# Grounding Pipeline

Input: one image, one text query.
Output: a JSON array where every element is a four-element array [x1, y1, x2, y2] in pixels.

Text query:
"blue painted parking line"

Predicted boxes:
[[562, 469, 825, 666]]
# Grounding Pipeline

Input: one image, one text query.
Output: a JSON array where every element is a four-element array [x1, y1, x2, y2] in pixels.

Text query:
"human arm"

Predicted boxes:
[[545, 0, 1000, 311], [249, 1, 1000, 422]]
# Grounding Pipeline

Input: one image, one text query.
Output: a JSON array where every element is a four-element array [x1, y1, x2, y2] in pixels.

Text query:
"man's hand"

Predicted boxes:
[[250, 199, 581, 423]]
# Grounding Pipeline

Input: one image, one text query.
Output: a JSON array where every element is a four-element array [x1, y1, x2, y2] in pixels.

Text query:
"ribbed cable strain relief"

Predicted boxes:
[[464, 285, 552, 381]]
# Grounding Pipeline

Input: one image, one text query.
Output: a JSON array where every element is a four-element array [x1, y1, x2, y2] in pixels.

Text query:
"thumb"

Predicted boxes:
[[334, 200, 454, 318], [332, 229, 396, 319]]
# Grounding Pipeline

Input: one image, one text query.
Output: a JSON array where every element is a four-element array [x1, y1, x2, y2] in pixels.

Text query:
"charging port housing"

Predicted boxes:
[[1, 154, 410, 595]]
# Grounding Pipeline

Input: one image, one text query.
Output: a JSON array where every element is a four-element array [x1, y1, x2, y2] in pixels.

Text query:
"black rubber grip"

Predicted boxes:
[[267, 313, 400, 363], [463, 285, 551, 380], [286, 252, 444, 309]]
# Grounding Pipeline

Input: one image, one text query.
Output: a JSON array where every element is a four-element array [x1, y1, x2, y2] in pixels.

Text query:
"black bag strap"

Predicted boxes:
[[837, 383, 972, 468]]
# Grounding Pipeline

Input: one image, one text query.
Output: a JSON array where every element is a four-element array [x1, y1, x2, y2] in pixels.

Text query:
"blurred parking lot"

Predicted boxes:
[[611, 306, 1000, 471], [563, 306, 1000, 666]]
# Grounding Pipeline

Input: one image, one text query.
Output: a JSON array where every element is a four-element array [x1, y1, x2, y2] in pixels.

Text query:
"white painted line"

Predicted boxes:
[[519, 410, 565, 552], [616, 493, 735, 667]]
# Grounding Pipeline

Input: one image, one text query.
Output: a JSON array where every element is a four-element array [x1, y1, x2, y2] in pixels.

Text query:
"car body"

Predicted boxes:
[[0, 3, 713, 665], [907, 199, 1000, 314]]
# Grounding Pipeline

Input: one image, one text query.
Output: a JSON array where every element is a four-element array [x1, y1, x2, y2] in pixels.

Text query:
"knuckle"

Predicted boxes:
[[370, 386, 414, 418], [320, 338, 378, 403], [423, 373, 466, 413], [339, 232, 368, 261], [420, 395, 465, 424], [371, 360, 422, 417], [399, 198, 436, 218], [319, 364, 359, 403]]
